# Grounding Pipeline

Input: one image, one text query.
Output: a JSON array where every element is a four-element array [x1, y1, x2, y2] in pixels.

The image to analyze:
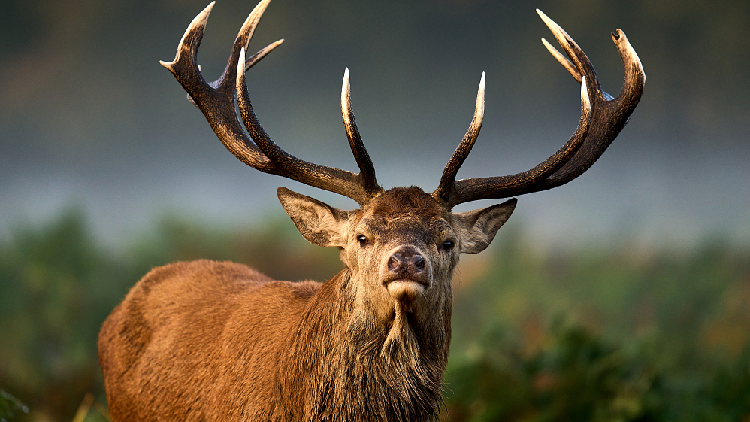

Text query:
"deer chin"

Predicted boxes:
[[382, 283, 424, 357], [386, 279, 427, 312]]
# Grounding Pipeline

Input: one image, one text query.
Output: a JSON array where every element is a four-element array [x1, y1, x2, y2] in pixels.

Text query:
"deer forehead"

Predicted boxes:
[[358, 215, 453, 246], [354, 187, 453, 239], [365, 187, 448, 218]]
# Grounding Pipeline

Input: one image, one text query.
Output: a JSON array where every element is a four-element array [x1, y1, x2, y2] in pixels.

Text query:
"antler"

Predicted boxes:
[[434, 10, 645, 208], [160, 0, 383, 206]]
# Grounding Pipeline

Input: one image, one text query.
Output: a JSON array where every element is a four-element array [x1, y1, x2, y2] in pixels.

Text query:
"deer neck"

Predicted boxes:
[[277, 268, 451, 420]]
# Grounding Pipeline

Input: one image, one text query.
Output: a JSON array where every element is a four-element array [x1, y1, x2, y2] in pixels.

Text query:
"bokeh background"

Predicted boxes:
[[1, 0, 749, 420]]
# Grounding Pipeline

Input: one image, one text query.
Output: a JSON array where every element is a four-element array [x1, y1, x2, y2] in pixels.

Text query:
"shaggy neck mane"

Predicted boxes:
[[275, 269, 451, 421]]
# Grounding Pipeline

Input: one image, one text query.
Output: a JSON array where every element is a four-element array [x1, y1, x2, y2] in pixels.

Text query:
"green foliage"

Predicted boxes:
[[1, 210, 748, 421], [444, 234, 750, 421], [445, 322, 663, 422], [0, 390, 28, 422], [445, 321, 750, 422], [0, 209, 118, 420]]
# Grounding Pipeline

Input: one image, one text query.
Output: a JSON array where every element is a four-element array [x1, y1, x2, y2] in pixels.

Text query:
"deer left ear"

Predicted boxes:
[[453, 198, 517, 254], [277, 187, 351, 248]]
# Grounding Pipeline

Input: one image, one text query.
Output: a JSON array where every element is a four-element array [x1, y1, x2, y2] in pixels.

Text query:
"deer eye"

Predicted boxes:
[[356, 235, 369, 247], [441, 240, 455, 252]]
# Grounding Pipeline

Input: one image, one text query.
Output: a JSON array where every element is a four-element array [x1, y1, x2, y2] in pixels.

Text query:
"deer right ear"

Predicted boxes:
[[277, 187, 351, 248], [453, 198, 517, 254]]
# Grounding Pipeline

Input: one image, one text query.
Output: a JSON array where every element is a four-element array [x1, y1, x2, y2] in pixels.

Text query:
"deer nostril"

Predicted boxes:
[[413, 255, 426, 272], [388, 255, 402, 271]]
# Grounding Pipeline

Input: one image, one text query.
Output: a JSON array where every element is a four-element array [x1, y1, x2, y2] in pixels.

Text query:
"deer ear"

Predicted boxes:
[[453, 198, 517, 254], [277, 187, 351, 248]]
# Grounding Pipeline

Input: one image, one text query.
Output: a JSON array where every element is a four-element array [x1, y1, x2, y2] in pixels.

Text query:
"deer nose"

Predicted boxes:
[[388, 247, 426, 275]]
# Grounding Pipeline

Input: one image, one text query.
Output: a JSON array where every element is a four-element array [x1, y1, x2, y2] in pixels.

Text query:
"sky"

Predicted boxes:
[[1, 0, 748, 252]]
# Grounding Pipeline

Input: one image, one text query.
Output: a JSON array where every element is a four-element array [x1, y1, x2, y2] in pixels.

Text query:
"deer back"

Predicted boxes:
[[99, 260, 303, 419]]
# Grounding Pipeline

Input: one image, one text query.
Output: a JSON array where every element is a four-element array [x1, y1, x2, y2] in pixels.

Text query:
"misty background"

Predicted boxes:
[[1, 0, 749, 251], [2, 0, 750, 419]]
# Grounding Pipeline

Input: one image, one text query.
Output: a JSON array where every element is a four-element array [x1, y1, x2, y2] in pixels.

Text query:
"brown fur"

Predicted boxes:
[[99, 188, 515, 421]]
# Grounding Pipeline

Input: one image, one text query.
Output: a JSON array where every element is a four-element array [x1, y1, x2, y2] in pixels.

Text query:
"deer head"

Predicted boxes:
[[278, 185, 515, 358]]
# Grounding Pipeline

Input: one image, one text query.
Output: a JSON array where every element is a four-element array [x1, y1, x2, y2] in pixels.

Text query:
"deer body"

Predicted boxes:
[[100, 261, 431, 420], [100, 187, 515, 420], [99, 1, 644, 420]]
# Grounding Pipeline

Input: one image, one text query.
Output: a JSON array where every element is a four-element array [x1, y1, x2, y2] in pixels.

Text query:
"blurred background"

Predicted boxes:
[[1, 0, 748, 420]]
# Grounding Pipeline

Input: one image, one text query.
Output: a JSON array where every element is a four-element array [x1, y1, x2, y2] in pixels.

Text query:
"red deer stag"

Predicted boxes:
[[98, 1, 644, 420]]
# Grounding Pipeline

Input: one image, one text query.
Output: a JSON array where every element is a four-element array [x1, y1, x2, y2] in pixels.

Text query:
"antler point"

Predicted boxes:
[[342, 68, 351, 98], [580, 76, 591, 111], [477, 72, 486, 115], [238, 47, 247, 73], [611, 29, 646, 84], [197, 2, 215, 25]]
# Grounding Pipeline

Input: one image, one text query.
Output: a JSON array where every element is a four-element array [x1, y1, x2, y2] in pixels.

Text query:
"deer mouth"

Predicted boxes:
[[384, 278, 428, 304]]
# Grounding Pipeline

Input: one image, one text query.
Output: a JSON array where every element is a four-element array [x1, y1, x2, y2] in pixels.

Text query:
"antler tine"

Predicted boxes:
[[236, 49, 375, 204], [245, 39, 285, 71], [439, 11, 644, 208], [531, 15, 646, 190], [159, 2, 214, 80], [443, 76, 592, 207], [541, 38, 581, 84], [434, 72, 485, 203], [536, 10, 600, 99], [341, 68, 382, 197]]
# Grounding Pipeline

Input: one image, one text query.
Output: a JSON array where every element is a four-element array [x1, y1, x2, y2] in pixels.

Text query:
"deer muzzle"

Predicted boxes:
[[382, 246, 429, 303]]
